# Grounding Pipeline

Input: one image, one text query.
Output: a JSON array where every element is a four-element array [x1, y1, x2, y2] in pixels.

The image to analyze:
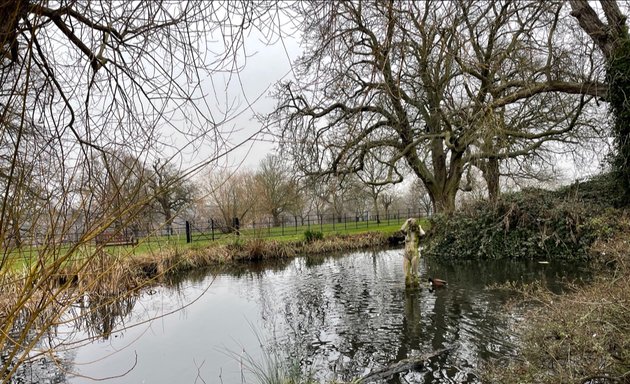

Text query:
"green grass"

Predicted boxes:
[[2, 217, 431, 272], [137, 217, 415, 251]]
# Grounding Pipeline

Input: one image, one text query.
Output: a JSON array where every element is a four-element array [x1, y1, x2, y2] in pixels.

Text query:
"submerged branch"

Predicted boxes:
[[357, 347, 453, 383]]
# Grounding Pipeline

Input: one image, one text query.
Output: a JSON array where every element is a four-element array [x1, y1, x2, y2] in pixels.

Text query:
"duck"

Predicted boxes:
[[428, 277, 447, 288]]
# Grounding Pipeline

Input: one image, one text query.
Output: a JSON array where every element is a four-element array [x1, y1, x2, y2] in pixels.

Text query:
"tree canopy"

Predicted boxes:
[[272, 1, 612, 213]]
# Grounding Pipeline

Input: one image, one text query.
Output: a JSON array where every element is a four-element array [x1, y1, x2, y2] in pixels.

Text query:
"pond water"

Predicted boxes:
[[13, 248, 589, 383]]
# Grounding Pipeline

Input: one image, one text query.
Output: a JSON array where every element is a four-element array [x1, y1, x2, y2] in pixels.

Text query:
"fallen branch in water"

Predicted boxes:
[[357, 347, 452, 383]]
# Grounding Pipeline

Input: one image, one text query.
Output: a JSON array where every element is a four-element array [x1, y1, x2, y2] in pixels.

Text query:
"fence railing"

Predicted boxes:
[[13, 209, 429, 247], [176, 208, 427, 244]]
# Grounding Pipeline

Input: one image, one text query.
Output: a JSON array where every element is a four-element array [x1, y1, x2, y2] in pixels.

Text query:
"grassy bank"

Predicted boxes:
[[425, 174, 630, 383], [1, 223, 415, 309], [133, 230, 397, 277], [482, 216, 630, 383]]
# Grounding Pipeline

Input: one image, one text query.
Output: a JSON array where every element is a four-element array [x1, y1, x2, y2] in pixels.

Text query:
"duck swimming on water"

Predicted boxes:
[[428, 278, 447, 288]]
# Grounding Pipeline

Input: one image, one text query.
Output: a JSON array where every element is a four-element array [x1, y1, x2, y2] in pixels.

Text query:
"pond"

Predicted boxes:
[[13, 248, 589, 383]]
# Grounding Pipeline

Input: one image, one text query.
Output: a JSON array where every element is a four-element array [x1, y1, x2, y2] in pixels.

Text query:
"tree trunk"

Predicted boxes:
[[10, 218, 21, 247], [160, 201, 173, 236], [481, 158, 500, 203], [421, 146, 465, 215], [570, 0, 630, 203], [272, 212, 281, 227], [373, 197, 380, 223], [431, 190, 457, 214]]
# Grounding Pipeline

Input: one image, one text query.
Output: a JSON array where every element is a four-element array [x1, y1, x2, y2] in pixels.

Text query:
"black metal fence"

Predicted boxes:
[[173, 208, 428, 243], [15, 208, 428, 247]]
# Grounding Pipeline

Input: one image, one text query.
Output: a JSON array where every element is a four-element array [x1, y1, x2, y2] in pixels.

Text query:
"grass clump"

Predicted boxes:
[[303, 230, 324, 243]]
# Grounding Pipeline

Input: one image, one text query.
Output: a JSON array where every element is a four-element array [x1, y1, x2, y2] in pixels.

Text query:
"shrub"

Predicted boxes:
[[303, 230, 324, 243], [424, 175, 621, 261]]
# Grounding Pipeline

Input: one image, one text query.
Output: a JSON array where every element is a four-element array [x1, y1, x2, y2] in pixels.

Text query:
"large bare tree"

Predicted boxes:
[[148, 160, 197, 235], [272, 1, 605, 213]]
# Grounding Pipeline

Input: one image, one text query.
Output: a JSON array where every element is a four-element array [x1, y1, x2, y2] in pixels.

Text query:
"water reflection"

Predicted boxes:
[[6, 249, 589, 383]]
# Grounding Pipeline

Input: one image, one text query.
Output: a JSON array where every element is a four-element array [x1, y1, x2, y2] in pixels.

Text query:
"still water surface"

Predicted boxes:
[[28, 249, 588, 383]]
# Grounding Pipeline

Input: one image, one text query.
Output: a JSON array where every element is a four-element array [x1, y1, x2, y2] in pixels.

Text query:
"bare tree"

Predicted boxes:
[[148, 160, 197, 235], [86, 152, 152, 236], [379, 192, 396, 220], [254, 154, 300, 226], [205, 168, 257, 230], [272, 1, 605, 213], [406, 179, 433, 217], [300, 175, 330, 222], [356, 151, 400, 223]]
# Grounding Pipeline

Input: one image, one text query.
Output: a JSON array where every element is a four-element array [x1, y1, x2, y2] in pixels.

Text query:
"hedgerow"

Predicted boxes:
[[424, 174, 621, 261]]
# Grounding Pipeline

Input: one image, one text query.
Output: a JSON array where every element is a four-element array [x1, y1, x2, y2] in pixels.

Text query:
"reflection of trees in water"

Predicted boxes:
[[68, 293, 138, 340], [249, 251, 586, 383], [253, 252, 410, 382], [2, 292, 139, 383]]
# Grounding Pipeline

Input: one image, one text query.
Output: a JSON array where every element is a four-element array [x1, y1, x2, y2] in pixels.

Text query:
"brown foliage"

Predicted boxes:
[[482, 213, 630, 383]]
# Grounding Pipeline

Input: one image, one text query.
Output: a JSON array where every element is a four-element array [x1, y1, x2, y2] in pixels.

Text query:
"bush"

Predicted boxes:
[[424, 175, 621, 261], [482, 236, 630, 383], [303, 230, 324, 243]]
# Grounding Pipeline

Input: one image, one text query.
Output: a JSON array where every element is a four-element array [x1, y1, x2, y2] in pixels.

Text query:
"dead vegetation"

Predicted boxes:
[[0, 231, 391, 320], [482, 213, 630, 383]]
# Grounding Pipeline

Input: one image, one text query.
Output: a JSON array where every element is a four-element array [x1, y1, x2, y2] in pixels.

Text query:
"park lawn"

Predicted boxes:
[[1, 217, 431, 273], [135, 217, 428, 252]]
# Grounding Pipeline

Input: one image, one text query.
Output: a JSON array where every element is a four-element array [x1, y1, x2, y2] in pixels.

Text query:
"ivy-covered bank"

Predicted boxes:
[[422, 174, 630, 384], [424, 173, 625, 262]]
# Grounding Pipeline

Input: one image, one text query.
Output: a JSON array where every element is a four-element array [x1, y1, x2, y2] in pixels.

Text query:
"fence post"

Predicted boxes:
[[233, 217, 240, 236], [320, 215, 323, 233], [185, 221, 192, 243], [295, 215, 298, 234], [332, 214, 335, 230], [366, 211, 369, 229], [282, 219, 285, 236], [211, 219, 215, 241], [307, 215, 310, 230], [268, 217, 271, 237], [344, 214, 347, 230]]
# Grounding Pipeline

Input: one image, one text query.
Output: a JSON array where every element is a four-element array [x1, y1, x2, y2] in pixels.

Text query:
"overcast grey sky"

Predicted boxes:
[[171, 27, 302, 172]]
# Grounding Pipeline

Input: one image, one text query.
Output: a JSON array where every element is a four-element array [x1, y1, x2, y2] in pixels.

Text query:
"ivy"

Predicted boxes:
[[424, 175, 621, 261], [607, 34, 630, 205]]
